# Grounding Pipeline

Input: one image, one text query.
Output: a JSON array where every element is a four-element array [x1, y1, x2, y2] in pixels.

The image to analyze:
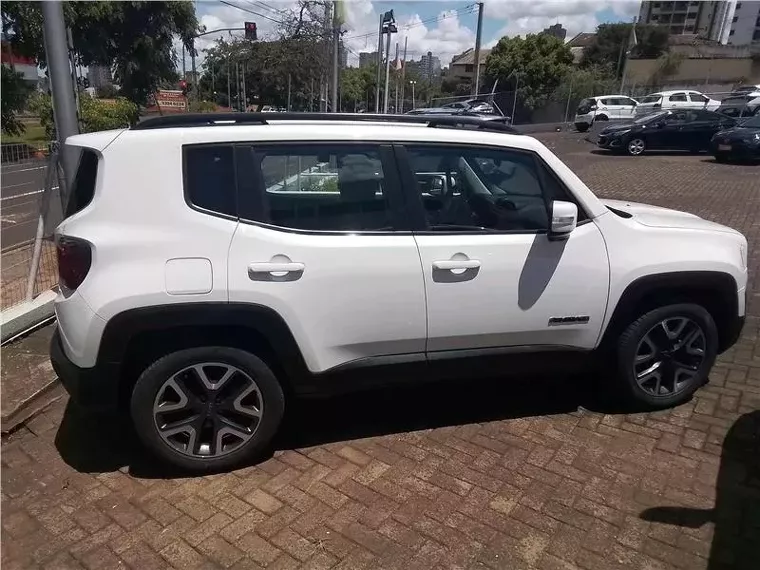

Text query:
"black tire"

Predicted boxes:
[[616, 304, 717, 409], [575, 123, 589, 133], [130, 346, 285, 472], [714, 153, 729, 163], [596, 114, 609, 121]]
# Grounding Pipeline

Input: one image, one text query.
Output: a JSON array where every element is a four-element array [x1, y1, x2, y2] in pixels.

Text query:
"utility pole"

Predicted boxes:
[[473, 2, 484, 96], [65, 27, 81, 126], [41, 0, 80, 190], [374, 13, 384, 113], [241, 62, 247, 111], [191, 39, 197, 102], [383, 24, 393, 113], [394, 42, 399, 112], [331, 1, 340, 112], [227, 56, 231, 109], [235, 61, 241, 111], [399, 36, 408, 113], [287, 74, 292, 111]]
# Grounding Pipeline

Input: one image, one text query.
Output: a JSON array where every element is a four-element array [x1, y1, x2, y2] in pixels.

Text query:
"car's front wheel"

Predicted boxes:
[[616, 304, 717, 409], [131, 346, 285, 472], [627, 138, 646, 156]]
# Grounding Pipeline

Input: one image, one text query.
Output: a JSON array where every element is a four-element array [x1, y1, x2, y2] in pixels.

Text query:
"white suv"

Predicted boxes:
[[574, 95, 639, 131], [51, 113, 747, 471]]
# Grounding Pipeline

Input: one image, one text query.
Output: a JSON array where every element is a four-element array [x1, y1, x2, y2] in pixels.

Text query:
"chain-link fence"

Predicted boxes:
[[1, 142, 62, 311]]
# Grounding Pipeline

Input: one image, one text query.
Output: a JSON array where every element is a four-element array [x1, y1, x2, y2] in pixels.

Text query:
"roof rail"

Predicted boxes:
[[132, 112, 520, 134]]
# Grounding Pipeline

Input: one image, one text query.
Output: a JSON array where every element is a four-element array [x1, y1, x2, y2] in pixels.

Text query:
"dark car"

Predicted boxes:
[[596, 109, 737, 156], [711, 115, 760, 163]]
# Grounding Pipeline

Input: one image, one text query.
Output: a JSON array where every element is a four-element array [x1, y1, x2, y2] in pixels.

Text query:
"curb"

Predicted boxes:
[[1, 379, 64, 434], [1, 290, 57, 343]]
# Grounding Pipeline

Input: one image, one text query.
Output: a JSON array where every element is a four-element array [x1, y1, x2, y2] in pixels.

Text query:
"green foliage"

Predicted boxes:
[[29, 93, 139, 138], [1, 64, 33, 135], [96, 84, 120, 99], [551, 65, 619, 103], [582, 23, 669, 76], [189, 100, 218, 113], [1, 1, 198, 105], [341, 67, 375, 110], [486, 34, 573, 109]]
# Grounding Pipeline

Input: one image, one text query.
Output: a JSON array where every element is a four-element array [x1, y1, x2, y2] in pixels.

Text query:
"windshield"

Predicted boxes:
[[635, 110, 669, 124], [640, 95, 662, 104], [739, 115, 760, 128]]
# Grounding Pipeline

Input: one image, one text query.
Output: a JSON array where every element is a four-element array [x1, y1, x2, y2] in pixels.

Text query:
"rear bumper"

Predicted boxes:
[[50, 328, 120, 412]]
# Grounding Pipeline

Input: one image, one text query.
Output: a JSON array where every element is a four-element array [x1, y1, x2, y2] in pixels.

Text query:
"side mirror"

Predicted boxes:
[[549, 200, 577, 241]]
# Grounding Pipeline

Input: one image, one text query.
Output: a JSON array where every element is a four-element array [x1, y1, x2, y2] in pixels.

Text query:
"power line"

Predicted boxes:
[[218, 0, 285, 24], [343, 4, 476, 42], [248, 1, 287, 16]]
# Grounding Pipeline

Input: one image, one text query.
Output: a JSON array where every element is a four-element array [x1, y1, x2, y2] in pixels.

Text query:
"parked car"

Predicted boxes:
[[635, 90, 720, 116], [51, 112, 746, 471], [716, 94, 760, 120], [711, 115, 760, 163], [574, 95, 639, 131], [407, 98, 500, 116], [596, 109, 737, 155]]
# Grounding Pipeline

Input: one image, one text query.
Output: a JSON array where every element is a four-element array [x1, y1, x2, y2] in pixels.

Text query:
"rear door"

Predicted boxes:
[[617, 97, 638, 120], [227, 142, 427, 374], [667, 92, 689, 110]]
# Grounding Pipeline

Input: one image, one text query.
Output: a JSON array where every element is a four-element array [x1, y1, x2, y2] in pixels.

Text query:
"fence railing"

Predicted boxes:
[[1, 143, 62, 312]]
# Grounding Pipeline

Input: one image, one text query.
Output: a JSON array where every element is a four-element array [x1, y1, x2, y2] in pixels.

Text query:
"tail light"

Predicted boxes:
[[57, 236, 92, 292]]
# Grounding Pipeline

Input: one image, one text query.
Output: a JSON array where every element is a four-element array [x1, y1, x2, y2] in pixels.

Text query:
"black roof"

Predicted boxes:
[[132, 112, 519, 135]]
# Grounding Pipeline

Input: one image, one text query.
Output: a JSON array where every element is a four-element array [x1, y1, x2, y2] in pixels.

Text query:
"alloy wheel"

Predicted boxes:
[[628, 139, 645, 155], [633, 317, 706, 398], [153, 362, 263, 458]]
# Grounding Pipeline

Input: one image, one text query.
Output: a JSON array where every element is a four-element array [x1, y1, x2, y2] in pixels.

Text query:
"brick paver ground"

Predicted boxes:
[[2, 136, 759, 570]]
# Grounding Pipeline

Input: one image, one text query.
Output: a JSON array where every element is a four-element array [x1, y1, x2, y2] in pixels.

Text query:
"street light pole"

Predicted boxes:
[[40, 0, 80, 190], [473, 2, 484, 96], [410, 80, 416, 109], [374, 13, 384, 113], [383, 25, 393, 113]]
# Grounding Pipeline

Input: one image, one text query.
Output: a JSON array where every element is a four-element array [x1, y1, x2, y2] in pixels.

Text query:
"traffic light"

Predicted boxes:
[[245, 21, 257, 40]]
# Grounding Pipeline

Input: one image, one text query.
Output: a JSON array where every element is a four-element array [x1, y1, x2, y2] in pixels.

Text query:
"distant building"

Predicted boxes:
[[359, 52, 378, 68], [420, 52, 441, 80], [638, 0, 760, 45], [566, 32, 597, 64], [542, 23, 567, 41], [449, 48, 490, 81], [88, 64, 113, 90]]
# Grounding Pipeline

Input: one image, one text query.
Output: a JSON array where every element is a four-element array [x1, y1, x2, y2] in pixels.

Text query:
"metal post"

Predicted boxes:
[[25, 148, 59, 301], [473, 2, 484, 96], [241, 62, 247, 111], [235, 61, 241, 111], [182, 44, 186, 77], [375, 14, 384, 113], [331, 1, 340, 112], [191, 39, 197, 102], [287, 74, 292, 111], [383, 28, 392, 113], [400, 36, 408, 113], [394, 43, 399, 112], [66, 28, 81, 124], [410, 81, 416, 109], [41, 0, 80, 192], [511, 74, 519, 125], [227, 56, 231, 109], [310, 77, 314, 111]]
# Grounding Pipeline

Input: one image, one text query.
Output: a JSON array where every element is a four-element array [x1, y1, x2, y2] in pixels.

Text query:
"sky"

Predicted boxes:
[[187, 0, 641, 71]]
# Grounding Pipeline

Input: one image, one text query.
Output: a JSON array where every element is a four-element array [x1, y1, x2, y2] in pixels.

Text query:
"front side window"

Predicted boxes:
[[184, 145, 237, 217], [404, 146, 575, 232], [247, 145, 396, 232], [690, 93, 708, 103]]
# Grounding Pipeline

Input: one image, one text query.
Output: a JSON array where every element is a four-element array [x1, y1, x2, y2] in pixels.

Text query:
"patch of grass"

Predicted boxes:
[[2, 121, 47, 145]]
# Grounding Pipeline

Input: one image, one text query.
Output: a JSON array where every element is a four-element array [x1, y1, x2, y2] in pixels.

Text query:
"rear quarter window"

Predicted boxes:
[[65, 149, 99, 218], [183, 145, 237, 217]]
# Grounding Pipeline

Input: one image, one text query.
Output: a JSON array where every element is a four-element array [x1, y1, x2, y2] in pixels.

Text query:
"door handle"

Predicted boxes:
[[432, 259, 481, 270], [249, 262, 305, 274]]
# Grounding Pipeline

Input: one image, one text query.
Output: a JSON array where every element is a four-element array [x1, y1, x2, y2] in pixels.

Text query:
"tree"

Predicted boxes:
[[485, 34, 573, 110], [1, 1, 198, 105], [1, 64, 33, 135], [341, 66, 375, 111], [582, 23, 669, 76], [30, 93, 139, 139]]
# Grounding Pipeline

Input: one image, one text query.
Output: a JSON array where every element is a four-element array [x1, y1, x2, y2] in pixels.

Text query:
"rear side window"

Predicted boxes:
[[669, 93, 687, 102], [65, 149, 98, 217], [184, 145, 237, 217]]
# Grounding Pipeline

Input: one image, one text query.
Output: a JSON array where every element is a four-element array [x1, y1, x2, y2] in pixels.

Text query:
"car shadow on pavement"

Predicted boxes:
[[53, 372, 626, 479], [639, 410, 760, 570]]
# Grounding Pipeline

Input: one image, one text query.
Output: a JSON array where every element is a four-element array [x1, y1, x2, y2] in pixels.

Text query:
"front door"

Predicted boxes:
[[228, 142, 427, 374], [397, 144, 610, 355]]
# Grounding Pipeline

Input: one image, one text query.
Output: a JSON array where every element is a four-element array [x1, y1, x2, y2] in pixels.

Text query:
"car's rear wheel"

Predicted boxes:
[[131, 346, 284, 472], [714, 153, 729, 163], [616, 304, 717, 409], [627, 138, 646, 156], [596, 114, 609, 121]]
